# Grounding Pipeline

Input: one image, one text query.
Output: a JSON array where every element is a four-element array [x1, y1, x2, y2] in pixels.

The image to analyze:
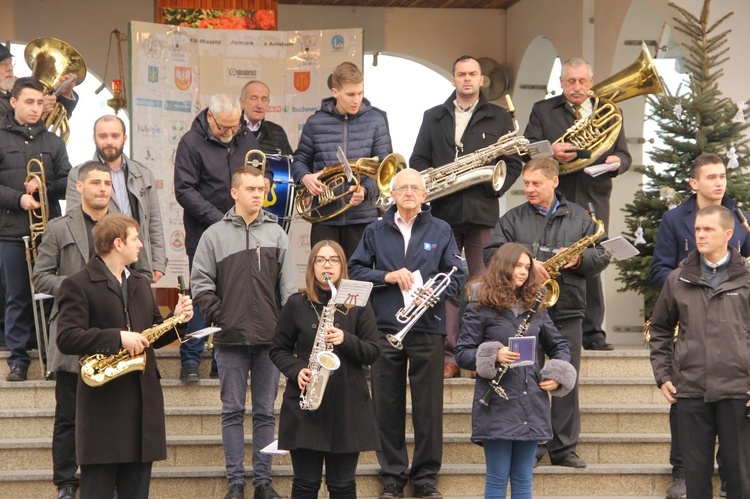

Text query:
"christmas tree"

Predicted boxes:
[[616, 0, 750, 317]]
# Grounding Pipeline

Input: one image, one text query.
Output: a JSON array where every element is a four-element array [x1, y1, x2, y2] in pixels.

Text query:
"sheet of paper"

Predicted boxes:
[[260, 439, 289, 455], [584, 162, 620, 177], [401, 270, 424, 307], [334, 279, 373, 308], [600, 236, 640, 261], [527, 140, 553, 158], [336, 146, 354, 182], [34, 292, 54, 301], [185, 326, 221, 340]]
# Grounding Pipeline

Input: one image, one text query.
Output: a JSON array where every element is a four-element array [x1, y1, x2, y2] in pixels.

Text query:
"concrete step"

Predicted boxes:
[[0, 464, 725, 497]]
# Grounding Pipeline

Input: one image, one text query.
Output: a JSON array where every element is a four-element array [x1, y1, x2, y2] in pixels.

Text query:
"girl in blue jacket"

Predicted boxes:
[[455, 243, 576, 498]]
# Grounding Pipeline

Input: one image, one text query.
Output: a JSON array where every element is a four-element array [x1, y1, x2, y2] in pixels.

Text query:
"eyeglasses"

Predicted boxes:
[[314, 256, 341, 266], [393, 185, 425, 193], [210, 114, 241, 134], [0, 59, 14, 68]]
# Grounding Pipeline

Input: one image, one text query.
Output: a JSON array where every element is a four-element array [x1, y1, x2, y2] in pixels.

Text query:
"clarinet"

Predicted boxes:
[[478, 288, 546, 407]]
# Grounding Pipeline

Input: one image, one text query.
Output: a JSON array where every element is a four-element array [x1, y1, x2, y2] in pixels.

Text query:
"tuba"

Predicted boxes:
[[541, 207, 606, 307], [294, 153, 406, 223], [300, 273, 341, 411], [23, 158, 51, 378], [25, 37, 87, 144], [556, 42, 664, 175]]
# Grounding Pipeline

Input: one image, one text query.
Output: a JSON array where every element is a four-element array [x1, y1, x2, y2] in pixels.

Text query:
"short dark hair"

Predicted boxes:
[[11, 76, 44, 99], [523, 156, 559, 178], [93, 115, 127, 135], [696, 204, 734, 231], [93, 213, 140, 257], [690, 153, 724, 179], [452, 55, 479, 75], [77, 160, 111, 182], [231, 164, 264, 188]]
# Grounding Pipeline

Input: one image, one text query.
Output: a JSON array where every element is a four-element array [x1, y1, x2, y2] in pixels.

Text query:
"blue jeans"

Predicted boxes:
[[0, 240, 33, 369], [483, 439, 537, 499], [215, 345, 279, 487]]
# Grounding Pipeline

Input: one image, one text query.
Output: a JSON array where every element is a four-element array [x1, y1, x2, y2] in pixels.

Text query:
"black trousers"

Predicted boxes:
[[372, 330, 444, 488], [310, 224, 367, 261], [677, 397, 750, 499], [538, 317, 582, 461], [53, 371, 79, 488], [289, 449, 359, 498], [670, 402, 725, 480], [80, 461, 152, 499]]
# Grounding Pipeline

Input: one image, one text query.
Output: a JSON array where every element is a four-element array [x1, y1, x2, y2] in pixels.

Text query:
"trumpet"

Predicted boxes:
[[24, 158, 51, 379], [387, 266, 458, 350]]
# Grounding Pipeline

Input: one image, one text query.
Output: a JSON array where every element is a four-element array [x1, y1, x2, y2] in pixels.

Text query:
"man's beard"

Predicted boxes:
[[96, 145, 124, 163], [219, 135, 233, 144], [0, 76, 16, 92]]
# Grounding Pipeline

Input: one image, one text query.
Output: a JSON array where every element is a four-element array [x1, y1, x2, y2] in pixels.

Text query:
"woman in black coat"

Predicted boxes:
[[269, 240, 380, 498], [455, 243, 576, 499]]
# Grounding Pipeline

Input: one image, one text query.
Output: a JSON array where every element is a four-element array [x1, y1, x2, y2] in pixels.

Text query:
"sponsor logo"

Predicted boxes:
[[267, 105, 281, 113], [142, 146, 160, 166], [174, 66, 192, 91], [290, 105, 319, 113], [228, 67, 258, 78], [143, 37, 162, 59], [148, 66, 159, 83], [170, 229, 185, 252], [331, 34, 345, 50], [293, 71, 311, 92], [423, 242, 438, 251], [170, 32, 189, 52], [169, 121, 187, 143], [165, 100, 192, 113], [296, 34, 319, 62], [135, 122, 162, 136], [135, 97, 162, 108]]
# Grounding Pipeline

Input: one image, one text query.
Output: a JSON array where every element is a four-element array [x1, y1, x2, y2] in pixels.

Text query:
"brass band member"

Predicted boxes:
[[56, 213, 193, 499], [269, 240, 380, 498], [525, 57, 631, 352], [349, 168, 464, 499], [483, 157, 609, 469]]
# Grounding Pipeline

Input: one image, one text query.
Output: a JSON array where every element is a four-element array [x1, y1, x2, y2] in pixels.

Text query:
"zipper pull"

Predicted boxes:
[[256, 245, 261, 271], [684, 239, 688, 252]]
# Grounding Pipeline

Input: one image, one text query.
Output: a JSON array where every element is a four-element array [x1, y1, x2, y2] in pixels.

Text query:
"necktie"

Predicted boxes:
[[573, 104, 582, 120]]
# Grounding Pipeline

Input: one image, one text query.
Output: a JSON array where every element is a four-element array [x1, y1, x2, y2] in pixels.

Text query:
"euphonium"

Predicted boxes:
[[555, 42, 664, 175], [80, 314, 186, 387], [300, 273, 341, 411], [24, 37, 87, 144], [294, 153, 406, 223], [387, 266, 458, 350], [541, 210, 606, 307]]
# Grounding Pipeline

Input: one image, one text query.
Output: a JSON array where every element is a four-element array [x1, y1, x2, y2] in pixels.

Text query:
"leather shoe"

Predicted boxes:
[[584, 337, 614, 351], [414, 483, 443, 498], [179, 363, 200, 382], [378, 483, 404, 499], [57, 484, 77, 499], [6, 365, 27, 382], [224, 483, 244, 499], [552, 452, 587, 468], [443, 362, 460, 379], [254, 483, 280, 499]]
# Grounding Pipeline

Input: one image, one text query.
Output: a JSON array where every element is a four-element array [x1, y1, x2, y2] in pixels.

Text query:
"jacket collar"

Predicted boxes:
[[679, 194, 738, 234], [383, 203, 432, 228], [224, 206, 279, 227], [319, 96, 373, 120], [1, 111, 46, 138], [677, 246, 749, 285]]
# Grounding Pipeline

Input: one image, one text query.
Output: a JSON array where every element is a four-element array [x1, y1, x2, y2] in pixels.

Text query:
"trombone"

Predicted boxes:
[[23, 158, 51, 379]]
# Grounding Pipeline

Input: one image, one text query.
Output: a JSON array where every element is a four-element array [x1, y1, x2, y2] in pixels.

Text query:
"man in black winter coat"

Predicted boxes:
[[0, 77, 71, 382], [410, 55, 522, 380], [240, 80, 293, 157]]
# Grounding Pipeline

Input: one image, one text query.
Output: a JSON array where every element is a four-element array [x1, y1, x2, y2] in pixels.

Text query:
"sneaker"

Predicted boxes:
[[414, 483, 443, 498], [378, 483, 404, 499], [57, 484, 77, 499], [6, 365, 27, 382], [665, 476, 686, 499], [224, 483, 244, 499], [254, 483, 280, 499], [551, 452, 587, 468], [179, 363, 200, 382]]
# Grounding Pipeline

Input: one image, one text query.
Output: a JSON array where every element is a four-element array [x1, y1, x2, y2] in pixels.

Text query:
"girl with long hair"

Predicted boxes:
[[455, 243, 577, 498]]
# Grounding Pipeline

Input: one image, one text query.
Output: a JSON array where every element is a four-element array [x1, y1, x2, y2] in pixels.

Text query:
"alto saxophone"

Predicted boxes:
[[80, 314, 186, 387], [541, 208, 606, 306], [300, 273, 341, 411]]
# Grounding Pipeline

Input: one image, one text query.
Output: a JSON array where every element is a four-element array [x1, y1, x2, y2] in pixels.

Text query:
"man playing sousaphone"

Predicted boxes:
[[525, 57, 632, 352], [291, 62, 393, 258], [483, 156, 610, 470]]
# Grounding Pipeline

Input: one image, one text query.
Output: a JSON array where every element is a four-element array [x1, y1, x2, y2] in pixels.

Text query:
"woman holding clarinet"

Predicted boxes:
[[455, 243, 576, 498]]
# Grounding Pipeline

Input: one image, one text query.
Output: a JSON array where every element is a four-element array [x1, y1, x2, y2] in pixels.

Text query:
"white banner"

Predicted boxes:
[[128, 21, 363, 287]]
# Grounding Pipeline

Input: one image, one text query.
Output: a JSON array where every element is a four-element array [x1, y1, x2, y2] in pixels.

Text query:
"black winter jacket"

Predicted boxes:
[[174, 108, 260, 256], [409, 91, 523, 227], [0, 112, 70, 238], [291, 97, 392, 226], [250, 118, 293, 156], [348, 204, 464, 334], [483, 192, 610, 321]]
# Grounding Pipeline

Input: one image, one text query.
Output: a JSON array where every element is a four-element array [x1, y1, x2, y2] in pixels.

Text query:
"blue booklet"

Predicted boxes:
[[508, 336, 536, 368]]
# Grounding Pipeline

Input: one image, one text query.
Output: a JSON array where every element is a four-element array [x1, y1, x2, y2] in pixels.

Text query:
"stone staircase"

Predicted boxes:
[[0, 347, 722, 497]]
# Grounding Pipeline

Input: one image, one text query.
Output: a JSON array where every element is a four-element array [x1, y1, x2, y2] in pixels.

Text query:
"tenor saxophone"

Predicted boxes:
[[80, 314, 186, 387], [300, 274, 341, 411]]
